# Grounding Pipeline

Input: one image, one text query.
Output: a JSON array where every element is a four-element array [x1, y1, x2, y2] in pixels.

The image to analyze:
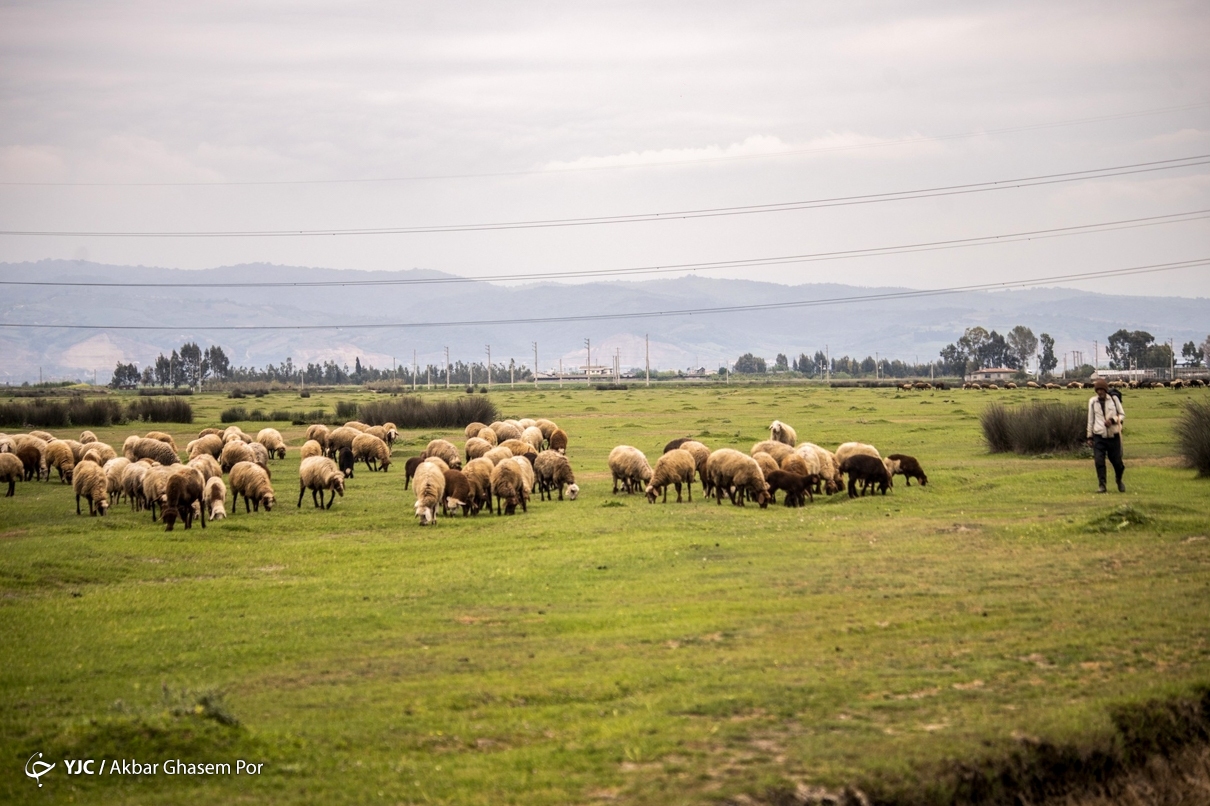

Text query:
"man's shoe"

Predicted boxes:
[[1117, 480, 1126, 492], [1097, 485, 1107, 494]]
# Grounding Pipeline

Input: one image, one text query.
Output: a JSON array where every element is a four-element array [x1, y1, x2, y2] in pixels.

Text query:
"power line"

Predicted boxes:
[[3, 102, 1205, 188], [2, 155, 1207, 238], [3, 258, 1204, 331], [3, 208, 1206, 288]]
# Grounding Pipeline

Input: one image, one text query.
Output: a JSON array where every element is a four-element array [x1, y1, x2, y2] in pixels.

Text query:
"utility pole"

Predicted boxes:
[[584, 338, 590, 382], [1093, 341, 1098, 373], [427, 363, 431, 389], [826, 345, 830, 383], [558, 358, 563, 388], [412, 350, 417, 392], [510, 359, 514, 389], [614, 347, 620, 384], [875, 351, 879, 380], [444, 347, 450, 390], [486, 345, 491, 390], [533, 341, 539, 389], [645, 334, 650, 387]]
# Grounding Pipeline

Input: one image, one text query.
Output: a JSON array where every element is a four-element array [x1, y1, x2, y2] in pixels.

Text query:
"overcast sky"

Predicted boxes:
[[1, 1, 1208, 296]]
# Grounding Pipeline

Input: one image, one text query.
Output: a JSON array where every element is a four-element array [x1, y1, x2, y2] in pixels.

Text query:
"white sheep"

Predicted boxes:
[[608, 445, 653, 494], [769, 420, 798, 446], [645, 449, 696, 503], [125, 436, 180, 466], [298, 456, 345, 509], [0, 452, 24, 496], [72, 459, 109, 516], [256, 428, 288, 459], [421, 438, 461, 469], [413, 461, 446, 526], [187, 434, 224, 460], [533, 450, 579, 501], [520, 426, 545, 453], [750, 440, 793, 464], [465, 437, 493, 462], [299, 439, 324, 460], [705, 449, 770, 507], [230, 461, 276, 513], [204, 476, 227, 520], [352, 433, 392, 472]]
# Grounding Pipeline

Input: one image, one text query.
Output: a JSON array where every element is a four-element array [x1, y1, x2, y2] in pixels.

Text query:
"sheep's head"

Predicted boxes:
[[415, 503, 434, 525], [645, 484, 658, 503], [380, 456, 392, 472], [567, 483, 579, 501], [96, 497, 110, 516], [330, 475, 345, 496], [162, 507, 177, 530], [262, 493, 275, 511], [275, 447, 286, 459], [63, 467, 73, 483]]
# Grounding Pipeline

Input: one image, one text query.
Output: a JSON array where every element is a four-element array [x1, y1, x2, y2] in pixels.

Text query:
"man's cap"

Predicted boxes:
[[1093, 379, 1109, 391]]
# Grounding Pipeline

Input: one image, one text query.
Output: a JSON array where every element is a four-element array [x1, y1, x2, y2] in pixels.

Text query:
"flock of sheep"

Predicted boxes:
[[0, 414, 926, 529]]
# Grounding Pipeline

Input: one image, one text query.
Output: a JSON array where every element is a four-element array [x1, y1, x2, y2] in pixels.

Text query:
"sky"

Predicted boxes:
[[1, 0, 1209, 297]]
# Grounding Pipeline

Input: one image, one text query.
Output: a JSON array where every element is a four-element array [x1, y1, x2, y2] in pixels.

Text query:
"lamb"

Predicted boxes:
[[204, 476, 227, 520], [297, 456, 346, 509], [886, 454, 928, 486], [125, 436, 180, 466], [764, 469, 812, 507], [423, 456, 450, 472], [547, 428, 569, 455], [442, 469, 473, 517], [476, 427, 499, 447], [144, 430, 179, 453], [520, 426, 545, 453], [465, 436, 493, 462], [300, 439, 324, 460], [421, 438, 461, 469], [403, 456, 424, 488], [751, 451, 780, 480], [187, 453, 222, 482], [187, 434, 224, 460], [482, 446, 515, 465], [79, 430, 97, 444], [104, 457, 130, 506], [247, 441, 271, 468], [769, 420, 798, 446], [15, 440, 46, 481], [0, 452, 24, 496], [351, 433, 392, 472], [489, 459, 528, 515], [464, 421, 489, 439], [338, 447, 355, 478], [305, 424, 331, 454], [162, 466, 206, 531], [705, 449, 770, 507], [839, 454, 891, 498], [750, 440, 793, 464], [256, 428, 288, 459], [608, 445, 653, 494], [230, 461, 276, 513], [142, 465, 173, 520], [645, 449, 696, 503], [77, 441, 116, 464], [121, 460, 152, 512], [510, 455, 536, 498], [463, 458, 495, 512], [412, 461, 446, 526], [491, 421, 522, 442], [45, 440, 76, 483], [326, 426, 362, 457], [499, 439, 537, 460], [533, 450, 579, 501], [72, 459, 109, 516], [534, 418, 559, 443], [220, 440, 254, 473]]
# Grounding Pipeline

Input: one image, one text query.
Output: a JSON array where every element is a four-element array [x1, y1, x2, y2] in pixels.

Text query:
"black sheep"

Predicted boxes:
[[839, 454, 891, 498], [764, 469, 813, 507], [663, 437, 692, 453], [338, 447, 355, 478], [887, 454, 928, 486]]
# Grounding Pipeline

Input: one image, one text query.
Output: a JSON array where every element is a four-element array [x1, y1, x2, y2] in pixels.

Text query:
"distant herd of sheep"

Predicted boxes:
[[0, 414, 927, 529]]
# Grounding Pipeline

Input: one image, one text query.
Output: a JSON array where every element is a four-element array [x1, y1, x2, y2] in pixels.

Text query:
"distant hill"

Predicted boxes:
[[1, 259, 1207, 383]]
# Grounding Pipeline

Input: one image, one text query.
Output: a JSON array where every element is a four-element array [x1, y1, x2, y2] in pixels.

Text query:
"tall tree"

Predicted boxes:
[[203, 345, 230, 380], [154, 353, 171, 387], [733, 353, 766, 374], [773, 353, 789, 372], [1181, 341, 1203, 367], [1006, 325, 1038, 371], [1106, 329, 1155, 369], [179, 342, 203, 388], [109, 362, 140, 389], [1038, 333, 1058, 377]]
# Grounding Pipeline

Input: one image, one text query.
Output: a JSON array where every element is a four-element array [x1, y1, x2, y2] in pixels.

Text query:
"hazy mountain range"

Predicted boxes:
[[1, 260, 1207, 384]]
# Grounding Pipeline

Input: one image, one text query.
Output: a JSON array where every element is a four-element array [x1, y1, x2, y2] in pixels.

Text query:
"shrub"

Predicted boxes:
[[127, 397, 194, 423], [335, 400, 360, 419], [0, 398, 127, 428], [299, 390, 311, 398], [220, 407, 248, 423], [1175, 399, 1210, 476], [981, 401, 1085, 454], [358, 395, 499, 430], [137, 387, 193, 396], [228, 390, 246, 399]]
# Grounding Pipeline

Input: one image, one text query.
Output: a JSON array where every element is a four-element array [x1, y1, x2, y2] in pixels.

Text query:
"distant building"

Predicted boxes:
[[966, 367, 1017, 382]]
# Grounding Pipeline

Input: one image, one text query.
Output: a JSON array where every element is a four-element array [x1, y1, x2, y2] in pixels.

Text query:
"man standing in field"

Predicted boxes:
[[1086, 378, 1125, 493]]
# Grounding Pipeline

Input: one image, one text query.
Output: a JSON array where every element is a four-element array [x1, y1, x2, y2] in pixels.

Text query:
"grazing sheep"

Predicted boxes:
[[510, 455, 536, 498], [1005, 382, 1018, 389], [79, 441, 116, 465], [646, 449, 696, 503], [187, 453, 222, 482], [764, 469, 812, 507], [491, 421, 522, 442], [104, 457, 130, 506], [197, 427, 224, 439], [73, 459, 110, 516], [465, 437, 493, 462], [421, 438, 461, 469], [751, 451, 780, 480], [464, 421, 489, 439], [230, 461, 276, 513], [403, 456, 424, 488], [352, 433, 392, 473], [463, 458, 495, 512], [162, 466, 206, 531], [187, 434, 224, 460], [835, 441, 881, 464], [305, 424, 331, 454], [29, 430, 55, 442], [62, 439, 87, 463], [142, 465, 173, 521], [364, 425, 389, 445], [79, 430, 97, 444], [45, 440, 76, 483], [126, 436, 180, 466], [338, 447, 355, 478], [144, 431, 179, 453], [442, 469, 473, 517], [0, 452, 24, 496], [548, 428, 569, 455], [533, 450, 579, 501], [300, 439, 324, 460], [535, 418, 559, 443], [121, 460, 152, 512], [204, 476, 227, 520], [1066, 381, 1084, 389], [663, 437, 693, 453], [423, 456, 449, 472], [499, 439, 536, 459], [476, 427, 499, 447], [769, 420, 798, 446], [705, 449, 770, 507], [15, 440, 47, 481], [840, 454, 891, 498], [222, 428, 252, 444], [298, 456, 346, 509], [247, 441, 271, 469], [780, 453, 811, 477], [482, 446, 514, 466], [489, 459, 528, 515], [608, 445, 653, 494], [887, 454, 928, 486], [381, 423, 399, 446], [343, 420, 371, 432], [517, 418, 537, 429], [750, 440, 793, 464], [412, 461, 446, 526], [676, 440, 711, 495], [220, 440, 254, 473], [256, 428, 288, 459], [1026, 381, 1041, 389], [326, 426, 362, 457], [520, 426, 545, 453]]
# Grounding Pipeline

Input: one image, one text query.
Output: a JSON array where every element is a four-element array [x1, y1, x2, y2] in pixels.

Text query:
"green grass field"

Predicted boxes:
[[2, 384, 1208, 804]]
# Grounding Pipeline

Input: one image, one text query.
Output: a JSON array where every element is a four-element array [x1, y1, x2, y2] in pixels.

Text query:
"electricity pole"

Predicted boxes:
[[444, 347, 450, 390], [645, 334, 650, 387], [533, 341, 538, 389], [584, 338, 590, 382], [412, 350, 417, 392], [486, 345, 491, 390]]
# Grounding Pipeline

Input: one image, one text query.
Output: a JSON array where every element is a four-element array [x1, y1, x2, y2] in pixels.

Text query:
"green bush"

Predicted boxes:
[[220, 406, 248, 423], [126, 397, 193, 423], [0, 398, 126, 428], [981, 401, 1085, 454], [335, 400, 360, 419], [1175, 399, 1210, 476], [358, 395, 499, 430]]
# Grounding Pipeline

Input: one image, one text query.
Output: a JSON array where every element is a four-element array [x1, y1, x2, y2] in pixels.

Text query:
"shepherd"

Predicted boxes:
[[1086, 378, 1126, 493]]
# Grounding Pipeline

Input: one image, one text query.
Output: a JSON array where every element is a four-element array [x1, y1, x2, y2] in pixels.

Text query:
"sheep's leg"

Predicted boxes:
[[298, 486, 306, 508], [6, 479, 13, 496], [687, 480, 692, 502], [244, 495, 251, 513], [520, 495, 527, 513], [76, 493, 82, 515], [325, 489, 336, 509]]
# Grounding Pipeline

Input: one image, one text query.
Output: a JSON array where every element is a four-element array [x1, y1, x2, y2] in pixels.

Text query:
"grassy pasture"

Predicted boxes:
[[1, 384, 1208, 804]]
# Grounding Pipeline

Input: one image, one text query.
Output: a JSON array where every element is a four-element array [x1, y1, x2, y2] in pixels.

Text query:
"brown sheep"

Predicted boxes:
[[764, 469, 812, 507], [840, 454, 891, 498], [548, 428, 569, 454], [645, 449, 696, 503], [442, 469, 473, 517], [533, 450, 578, 501], [489, 459, 528, 515], [162, 466, 206, 531], [887, 454, 928, 486]]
